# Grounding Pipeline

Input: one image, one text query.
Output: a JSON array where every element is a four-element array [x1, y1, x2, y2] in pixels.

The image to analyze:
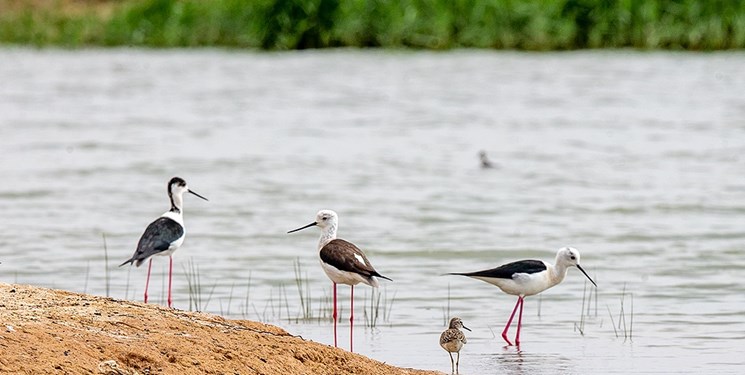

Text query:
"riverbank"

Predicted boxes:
[[0, 283, 439, 374], [1, 0, 744, 50]]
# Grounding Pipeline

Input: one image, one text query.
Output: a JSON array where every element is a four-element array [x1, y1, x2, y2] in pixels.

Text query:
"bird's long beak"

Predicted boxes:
[[287, 222, 317, 234], [462, 325, 472, 332], [188, 189, 209, 201], [576, 264, 597, 287]]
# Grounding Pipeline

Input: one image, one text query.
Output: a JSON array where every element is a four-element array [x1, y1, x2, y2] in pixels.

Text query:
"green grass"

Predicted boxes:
[[1, 0, 745, 49]]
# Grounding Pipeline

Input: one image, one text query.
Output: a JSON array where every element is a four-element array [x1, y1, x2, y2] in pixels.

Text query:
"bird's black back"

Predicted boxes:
[[120, 216, 184, 267], [452, 259, 547, 279]]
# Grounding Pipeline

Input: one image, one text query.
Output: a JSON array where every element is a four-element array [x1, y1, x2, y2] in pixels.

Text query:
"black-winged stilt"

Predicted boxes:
[[448, 247, 596, 346], [288, 209, 391, 352], [119, 177, 208, 308], [440, 317, 470, 374]]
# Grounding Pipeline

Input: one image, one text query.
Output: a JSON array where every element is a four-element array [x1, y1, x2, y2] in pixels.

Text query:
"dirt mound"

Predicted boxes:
[[0, 283, 439, 374]]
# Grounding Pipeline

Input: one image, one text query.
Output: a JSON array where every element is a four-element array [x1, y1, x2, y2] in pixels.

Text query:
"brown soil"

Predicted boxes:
[[0, 283, 440, 375]]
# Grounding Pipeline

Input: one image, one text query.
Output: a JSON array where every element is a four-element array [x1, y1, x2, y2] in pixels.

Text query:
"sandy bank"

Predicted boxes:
[[0, 283, 439, 375]]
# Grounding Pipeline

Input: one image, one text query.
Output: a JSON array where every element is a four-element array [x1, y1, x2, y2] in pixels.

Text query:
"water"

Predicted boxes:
[[1, 48, 745, 374]]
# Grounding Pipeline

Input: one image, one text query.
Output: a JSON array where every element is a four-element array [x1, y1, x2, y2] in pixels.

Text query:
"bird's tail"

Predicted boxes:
[[374, 272, 393, 282], [375, 274, 393, 281], [119, 257, 135, 267]]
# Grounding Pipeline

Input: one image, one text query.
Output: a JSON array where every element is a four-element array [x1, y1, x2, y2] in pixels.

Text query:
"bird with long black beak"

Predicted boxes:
[[448, 247, 596, 346], [288, 209, 391, 352], [120, 177, 208, 308]]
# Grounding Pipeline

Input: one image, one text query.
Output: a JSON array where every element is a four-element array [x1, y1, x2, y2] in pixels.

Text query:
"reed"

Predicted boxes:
[[293, 258, 313, 321], [182, 258, 217, 312], [83, 261, 90, 294], [363, 286, 395, 328], [574, 279, 588, 335], [102, 233, 110, 297], [441, 282, 451, 326], [607, 305, 619, 338], [604, 283, 634, 340], [219, 282, 236, 316], [124, 266, 132, 300], [537, 293, 542, 318], [240, 271, 252, 319], [1, 0, 744, 50]]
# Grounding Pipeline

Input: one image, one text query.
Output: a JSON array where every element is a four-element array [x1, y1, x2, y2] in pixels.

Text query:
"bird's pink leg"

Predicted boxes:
[[167, 256, 173, 308], [144, 259, 153, 304], [515, 296, 525, 346], [502, 297, 522, 345], [350, 285, 354, 353], [332, 282, 338, 348]]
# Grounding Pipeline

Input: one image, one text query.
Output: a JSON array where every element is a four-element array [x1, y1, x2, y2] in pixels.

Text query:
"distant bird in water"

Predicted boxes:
[[120, 177, 208, 308], [440, 317, 470, 374], [448, 247, 596, 346], [288, 210, 391, 352], [478, 150, 497, 169]]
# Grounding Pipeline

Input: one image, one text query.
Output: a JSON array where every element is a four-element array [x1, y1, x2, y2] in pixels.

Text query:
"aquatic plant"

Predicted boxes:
[[363, 286, 396, 328], [102, 233, 111, 297], [182, 258, 217, 312]]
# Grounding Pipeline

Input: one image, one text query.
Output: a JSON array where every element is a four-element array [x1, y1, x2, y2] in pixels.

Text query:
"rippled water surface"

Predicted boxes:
[[1, 48, 745, 374]]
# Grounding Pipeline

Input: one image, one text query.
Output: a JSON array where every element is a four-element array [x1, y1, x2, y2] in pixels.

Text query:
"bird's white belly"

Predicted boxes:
[[156, 234, 185, 257], [474, 271, 555, 297], [320, 261, 370, 286]]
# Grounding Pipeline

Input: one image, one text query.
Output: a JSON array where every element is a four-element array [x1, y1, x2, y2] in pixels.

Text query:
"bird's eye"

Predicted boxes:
[[322, 217, 327, 221], [570, 256, 576, 260]]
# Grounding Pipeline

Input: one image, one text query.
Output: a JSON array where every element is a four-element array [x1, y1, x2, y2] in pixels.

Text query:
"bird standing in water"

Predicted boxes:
[[440, 317, 470, 374], [120, 177, 208, 308], [288, 210, 391, 351], [449, 247, 596, 346]]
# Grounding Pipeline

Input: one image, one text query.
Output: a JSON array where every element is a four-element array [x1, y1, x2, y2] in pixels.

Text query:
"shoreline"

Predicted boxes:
[[0, 283, 440, 374]]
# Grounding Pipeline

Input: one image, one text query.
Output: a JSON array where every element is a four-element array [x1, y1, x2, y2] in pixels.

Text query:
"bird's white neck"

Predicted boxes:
[[170, 191, 184, 213], [317, 223, 337, 251], [548, 261, 569, 287], [161, 209, 184, 225]]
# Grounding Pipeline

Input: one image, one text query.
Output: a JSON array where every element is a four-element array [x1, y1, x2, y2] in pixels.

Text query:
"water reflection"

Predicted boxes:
[[480, 347, 575, 375]]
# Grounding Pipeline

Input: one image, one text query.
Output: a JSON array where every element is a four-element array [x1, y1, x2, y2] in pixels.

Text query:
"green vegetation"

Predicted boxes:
[[1, 0, 744, 49]]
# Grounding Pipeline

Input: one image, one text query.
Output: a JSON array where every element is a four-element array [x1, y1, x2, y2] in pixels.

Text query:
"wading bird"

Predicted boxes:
[[120, 177, 208, 308], [440, 317, 471, 374], [288, 210, 391, 351], [448, 247, 596, 346]]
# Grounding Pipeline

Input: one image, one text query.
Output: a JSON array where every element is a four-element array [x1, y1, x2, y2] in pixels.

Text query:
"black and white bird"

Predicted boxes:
[[448, 247, 596, 346], [288, 209, 391, 352], [440, 317, 470, 374], [120, 177, 208, 308]]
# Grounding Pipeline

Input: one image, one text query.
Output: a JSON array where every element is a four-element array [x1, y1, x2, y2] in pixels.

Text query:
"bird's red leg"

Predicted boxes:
[[333, 282, 338, 348], [167, 256, 173, 308], [515, 296, 524, 346], [502, 297, 521, 345], [144, 259, 153, 304], [350, 285, 354, 353]]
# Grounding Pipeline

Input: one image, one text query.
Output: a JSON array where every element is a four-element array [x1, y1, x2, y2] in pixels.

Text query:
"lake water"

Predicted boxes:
[[1, 48, 744, 374]]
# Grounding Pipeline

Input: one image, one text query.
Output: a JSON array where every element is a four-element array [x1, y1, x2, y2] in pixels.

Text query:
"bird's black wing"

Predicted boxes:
[[450, 259, 546, 279], [320, 239, 392, 281], [120, 217, 184, 267]]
